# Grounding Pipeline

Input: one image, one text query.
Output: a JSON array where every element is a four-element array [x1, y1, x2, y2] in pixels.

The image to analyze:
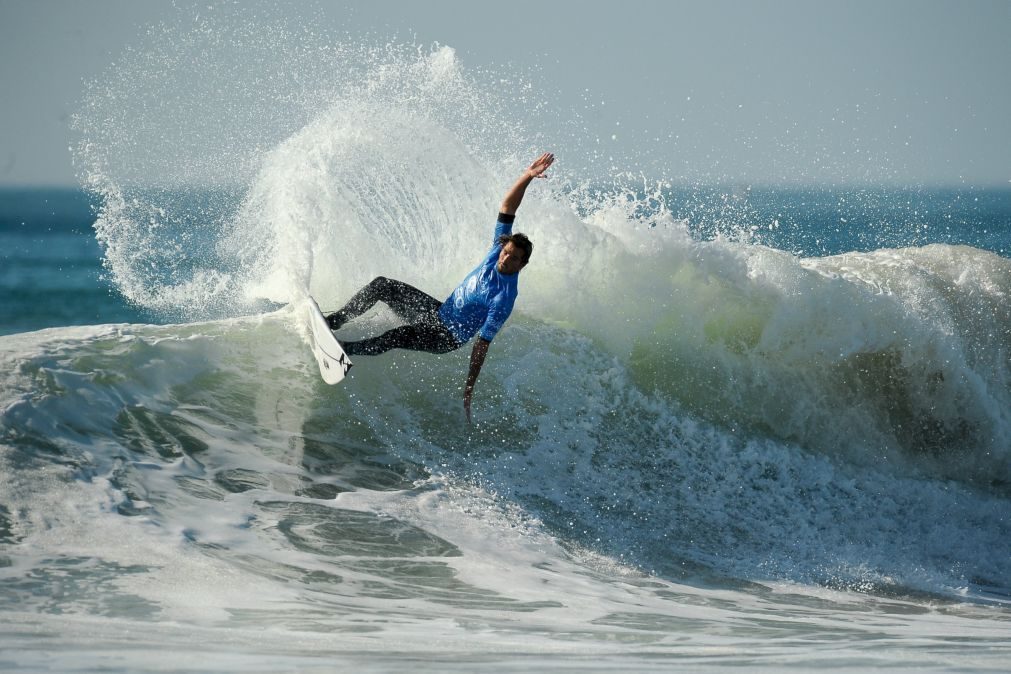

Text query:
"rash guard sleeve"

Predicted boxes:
[[479, 293, 516, 342]]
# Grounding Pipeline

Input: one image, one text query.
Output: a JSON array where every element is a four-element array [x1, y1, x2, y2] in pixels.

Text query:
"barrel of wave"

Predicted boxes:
[[624, 238, 1011, 485]]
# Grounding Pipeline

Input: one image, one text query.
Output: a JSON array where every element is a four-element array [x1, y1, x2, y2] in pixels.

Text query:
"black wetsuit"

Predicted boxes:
[[326, 276, 461, 356]]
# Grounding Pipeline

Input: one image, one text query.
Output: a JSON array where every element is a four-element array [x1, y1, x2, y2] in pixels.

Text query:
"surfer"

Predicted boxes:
[[326, 152, 554, 421]]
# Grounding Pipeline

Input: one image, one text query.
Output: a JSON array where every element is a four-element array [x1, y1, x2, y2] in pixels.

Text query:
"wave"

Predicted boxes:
[[2, 310, 1008, 603], [621, 240, 1011, 483], [55, 16, 1011, 601]]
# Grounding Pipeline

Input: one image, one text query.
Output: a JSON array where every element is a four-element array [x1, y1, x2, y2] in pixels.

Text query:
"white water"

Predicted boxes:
[[2, 317, 1009, 672]]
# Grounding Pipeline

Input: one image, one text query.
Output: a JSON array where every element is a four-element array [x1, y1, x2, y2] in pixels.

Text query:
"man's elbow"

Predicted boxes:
[[473, 337, 492, 356]]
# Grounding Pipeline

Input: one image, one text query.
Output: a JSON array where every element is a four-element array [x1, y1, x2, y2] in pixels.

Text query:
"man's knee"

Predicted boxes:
[[368, 276, 400, 295]]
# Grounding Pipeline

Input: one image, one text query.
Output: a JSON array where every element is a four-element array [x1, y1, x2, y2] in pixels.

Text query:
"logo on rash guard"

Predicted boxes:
[[455, 274, 479, 309]]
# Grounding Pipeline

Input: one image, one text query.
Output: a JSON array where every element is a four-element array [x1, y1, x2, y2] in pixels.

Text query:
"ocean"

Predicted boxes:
[[2, 29, 1011, 673]]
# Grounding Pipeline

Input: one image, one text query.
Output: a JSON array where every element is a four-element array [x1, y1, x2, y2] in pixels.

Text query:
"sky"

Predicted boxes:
[[1, 0, 1009, 187]]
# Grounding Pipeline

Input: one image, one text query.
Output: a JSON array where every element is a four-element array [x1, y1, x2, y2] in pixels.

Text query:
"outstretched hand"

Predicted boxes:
[[501, 151, 556, 214], [526, 152, 555, 179]]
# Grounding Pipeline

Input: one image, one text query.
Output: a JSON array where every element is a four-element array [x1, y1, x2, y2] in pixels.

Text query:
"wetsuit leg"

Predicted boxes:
[[341, 321, 460, 356], [327, 276, 441, 329]]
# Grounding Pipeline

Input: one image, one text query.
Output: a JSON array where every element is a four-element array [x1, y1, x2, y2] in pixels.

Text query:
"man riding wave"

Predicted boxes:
[[325, 152, 555, 420]]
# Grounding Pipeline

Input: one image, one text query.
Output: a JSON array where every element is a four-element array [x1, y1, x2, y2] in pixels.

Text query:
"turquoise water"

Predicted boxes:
[[0, 189, 149, 335]]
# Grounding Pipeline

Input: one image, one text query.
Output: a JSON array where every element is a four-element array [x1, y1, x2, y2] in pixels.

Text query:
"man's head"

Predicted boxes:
[[496, 233, 533, 275]]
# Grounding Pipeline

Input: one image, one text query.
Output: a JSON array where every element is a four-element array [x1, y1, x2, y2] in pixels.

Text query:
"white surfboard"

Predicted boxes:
[[306, 296, 353, 385]]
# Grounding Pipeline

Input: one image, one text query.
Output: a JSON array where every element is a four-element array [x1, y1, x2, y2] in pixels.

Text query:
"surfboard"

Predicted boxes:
[[306, 296, 353, 385]]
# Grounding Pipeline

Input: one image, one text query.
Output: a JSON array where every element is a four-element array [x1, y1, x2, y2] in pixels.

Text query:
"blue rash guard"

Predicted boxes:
[[438, 213, 519, 344]]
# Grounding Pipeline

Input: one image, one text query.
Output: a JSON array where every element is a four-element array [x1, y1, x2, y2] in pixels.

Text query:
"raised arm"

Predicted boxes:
[[464, 153, 553, 422], [499, 152, 554, 215]]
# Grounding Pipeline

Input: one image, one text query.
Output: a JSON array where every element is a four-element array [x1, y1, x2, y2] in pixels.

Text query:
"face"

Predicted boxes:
[[497, 242, 527, 275]]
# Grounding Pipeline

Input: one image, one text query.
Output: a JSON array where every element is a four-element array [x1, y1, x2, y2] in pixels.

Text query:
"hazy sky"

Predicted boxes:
[[2, 0, 1009, 187]]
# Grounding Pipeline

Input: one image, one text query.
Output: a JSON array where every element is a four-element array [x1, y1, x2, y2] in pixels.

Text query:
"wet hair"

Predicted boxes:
[[498, 232, 533, 264]]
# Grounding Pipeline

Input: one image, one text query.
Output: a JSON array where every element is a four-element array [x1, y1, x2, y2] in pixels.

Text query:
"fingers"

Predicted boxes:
[[529, 152, 555, 177]]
